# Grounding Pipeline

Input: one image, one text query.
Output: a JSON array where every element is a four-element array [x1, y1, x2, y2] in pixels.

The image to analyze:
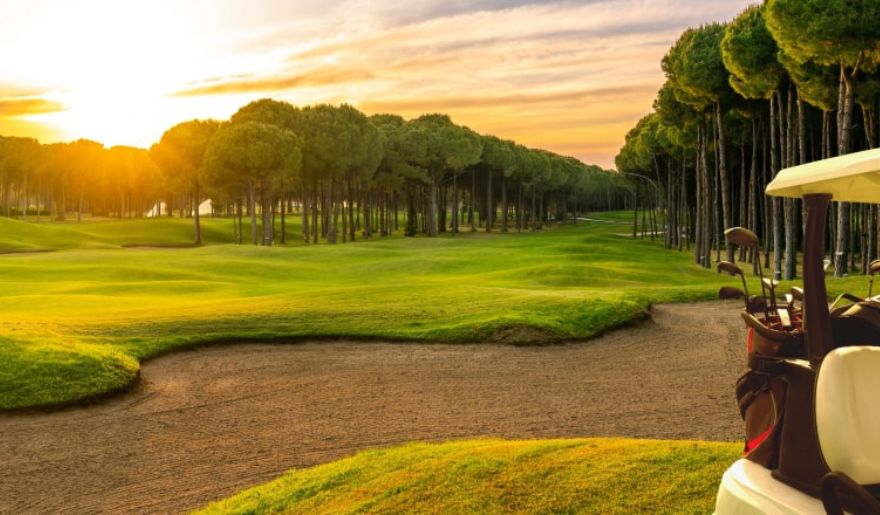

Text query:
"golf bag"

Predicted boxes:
[[736, 364, 786, 467], [735, 313, 804, 469]]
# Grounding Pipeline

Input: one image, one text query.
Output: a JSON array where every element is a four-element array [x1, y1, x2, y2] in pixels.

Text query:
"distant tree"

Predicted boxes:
[[766, 0, 880, 276], [204, 121, 302, 245], [151, 120, 221, 244], [479, 136, 515, 232], [0, 136, 40, 219], [410, 114, 482, 237], [230, 99, 303, 244], [721, 6, 784, 101], [721, 5, 792, 276], [106, 146, 160, 219], [291, 104, 384, 243], [67, 139, 104, 222], [370, 114, 431, 237], [664, 23, 736, 263]]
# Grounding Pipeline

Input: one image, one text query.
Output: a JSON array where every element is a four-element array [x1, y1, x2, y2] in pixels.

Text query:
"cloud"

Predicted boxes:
[[359, 85, 655, 113], [0, 96, 65, 117], [174, 68, 374, 96], [2, 0, 754, 166]]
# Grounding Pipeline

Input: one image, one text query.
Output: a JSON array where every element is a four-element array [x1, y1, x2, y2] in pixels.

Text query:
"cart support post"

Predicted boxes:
[[803, 193, 833, 365]]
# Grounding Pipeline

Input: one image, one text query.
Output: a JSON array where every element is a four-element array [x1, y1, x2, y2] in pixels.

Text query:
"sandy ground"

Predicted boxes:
[[0, 300, 746, 514]]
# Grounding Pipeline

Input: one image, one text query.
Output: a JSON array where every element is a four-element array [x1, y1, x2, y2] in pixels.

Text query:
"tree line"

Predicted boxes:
[[0, 101, 632, 245], [616, 0, 880, 279]]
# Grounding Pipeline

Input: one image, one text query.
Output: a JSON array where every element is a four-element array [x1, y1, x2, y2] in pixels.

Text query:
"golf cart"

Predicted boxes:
[[714, 148, 880, 515]]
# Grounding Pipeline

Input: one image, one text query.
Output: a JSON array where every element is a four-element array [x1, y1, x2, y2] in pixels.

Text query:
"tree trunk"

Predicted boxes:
[[21, 172, 28, 221], [348, 180, 356, 242], [783, 88, 797, 280], [701, 118, 712, 268], [193, 181, 202, 245], [77, 183, 85, 222], [262, 189, 273, 246], [770, 93, 783, 280], [835, 65, 857, 276], [248, 181, 257, 245], [452, 172, 459, 235], [428, 178, 438, 237], [738, 143, 747, 260], [530, 186, 537, 232], [749, 117, 759, 272], [486, 169, 493, 232], [470, 171, 476, 232], [694, 123, 703, 265], [501, 175, 508, 232], [302, 189, 310, 244], [328, 180, 339, 243], [716, 102, 733, 262], [516, 183, 523, 232], [280, 197, 286, 244]]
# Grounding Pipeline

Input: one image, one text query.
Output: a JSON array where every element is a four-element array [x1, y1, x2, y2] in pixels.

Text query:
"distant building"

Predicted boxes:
[[146, 199, 213, 218]]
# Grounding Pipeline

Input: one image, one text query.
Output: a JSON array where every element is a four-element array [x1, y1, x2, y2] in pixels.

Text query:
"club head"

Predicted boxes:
[[790, 286, 804, 302], [724, 227, 759, 249], [747, 295, 766, 314], [762, 277, 779, 289], [717, 261, 743, 277], [718, 286, 745, 300]]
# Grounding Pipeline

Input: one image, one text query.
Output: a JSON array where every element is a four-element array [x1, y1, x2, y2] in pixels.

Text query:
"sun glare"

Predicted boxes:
[[7, 0, 251, 147]]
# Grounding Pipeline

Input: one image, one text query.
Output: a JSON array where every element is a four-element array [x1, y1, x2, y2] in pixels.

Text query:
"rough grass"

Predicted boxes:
[[0, 212, 868, 409], [197, 438, 740, 514]]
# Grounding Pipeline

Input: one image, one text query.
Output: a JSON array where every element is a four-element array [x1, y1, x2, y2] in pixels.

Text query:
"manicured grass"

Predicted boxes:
[[198, 438, 740, 514], [0, 213, 869, 409]]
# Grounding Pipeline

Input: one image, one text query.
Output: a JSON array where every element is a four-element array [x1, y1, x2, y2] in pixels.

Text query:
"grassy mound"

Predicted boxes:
[[0, 336, 139, 409], [198, 438, 739, 514]]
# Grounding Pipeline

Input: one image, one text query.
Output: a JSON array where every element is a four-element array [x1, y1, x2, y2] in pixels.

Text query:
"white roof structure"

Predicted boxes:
[[145, 199, 213, 218], [766, 148, 880, 202]]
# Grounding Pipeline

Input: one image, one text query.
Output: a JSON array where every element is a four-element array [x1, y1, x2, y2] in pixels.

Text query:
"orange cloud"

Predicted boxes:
[[174, 67, 374, 96], [359, 85, 656, 113], [0, 96, 65, 117]]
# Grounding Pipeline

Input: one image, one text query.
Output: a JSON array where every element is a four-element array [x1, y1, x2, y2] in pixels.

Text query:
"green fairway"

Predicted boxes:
[[0, 213, 869, 409], [198, 438, 739, 514]]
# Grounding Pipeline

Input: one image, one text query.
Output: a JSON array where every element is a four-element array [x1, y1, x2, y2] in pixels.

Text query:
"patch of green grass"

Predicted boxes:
[[197, 438, 740, 514], [1, 213, 870, 409]]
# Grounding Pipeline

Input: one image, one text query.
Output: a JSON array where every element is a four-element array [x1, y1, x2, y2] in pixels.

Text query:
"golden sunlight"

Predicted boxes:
[[0, 0, 753, 166]]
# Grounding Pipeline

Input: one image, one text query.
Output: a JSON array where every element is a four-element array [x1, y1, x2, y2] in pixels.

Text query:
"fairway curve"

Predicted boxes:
[[0, 301, 744, 514]]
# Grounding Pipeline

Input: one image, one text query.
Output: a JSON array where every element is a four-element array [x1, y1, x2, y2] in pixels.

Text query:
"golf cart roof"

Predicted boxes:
[[766, 148, 880, 202]]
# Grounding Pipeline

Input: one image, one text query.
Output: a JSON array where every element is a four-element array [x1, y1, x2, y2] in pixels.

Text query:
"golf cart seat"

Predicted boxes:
[[816, 346, 880, 514]]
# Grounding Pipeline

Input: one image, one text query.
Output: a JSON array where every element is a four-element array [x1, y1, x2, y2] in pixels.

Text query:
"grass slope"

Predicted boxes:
[[0, 213, 869, 409], [198, 438, 740, 514]]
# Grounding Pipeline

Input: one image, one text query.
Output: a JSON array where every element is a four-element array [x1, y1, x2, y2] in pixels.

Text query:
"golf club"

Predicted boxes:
[[869, 259, 880, 298], [724, 227, 770, 320], [762, 277, 780, 316], [718, 261, 752, 314], [747, 295, 766, 316]]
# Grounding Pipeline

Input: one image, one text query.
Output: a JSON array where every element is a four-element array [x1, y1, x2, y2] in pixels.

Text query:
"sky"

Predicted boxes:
[[0, 0, 753, 168]]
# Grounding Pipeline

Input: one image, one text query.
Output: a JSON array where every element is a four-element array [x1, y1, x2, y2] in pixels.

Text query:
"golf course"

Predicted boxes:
[[0, 211, 735, 411], [4, 0, 878, 512], [0, 212, 870, 513]]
